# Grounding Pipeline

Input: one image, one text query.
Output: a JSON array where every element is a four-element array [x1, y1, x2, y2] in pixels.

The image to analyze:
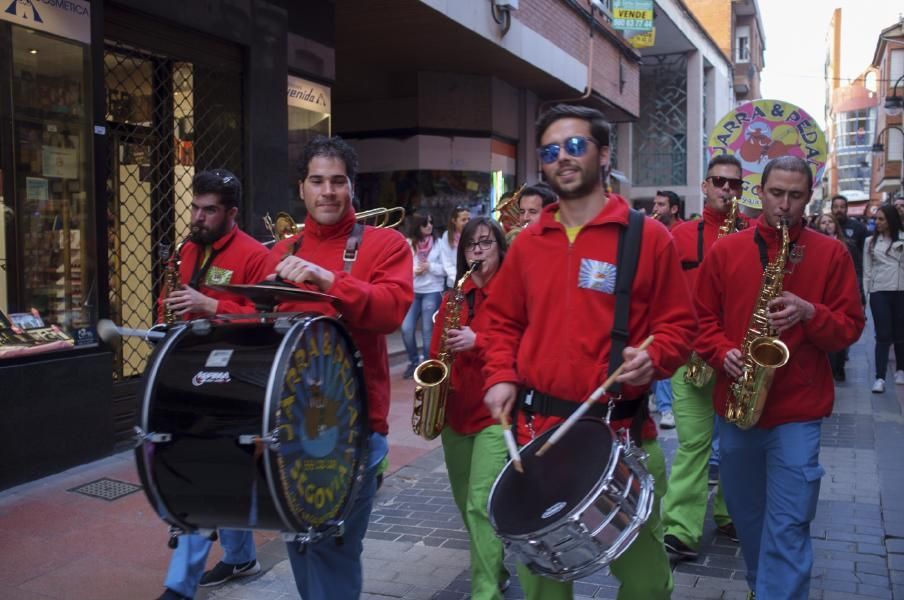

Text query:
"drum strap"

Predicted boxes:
[[288, 222, 365, 274], [514, 208, 647, 440]]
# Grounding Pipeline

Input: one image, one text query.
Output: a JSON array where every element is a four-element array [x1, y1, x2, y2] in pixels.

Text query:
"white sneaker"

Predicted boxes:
[[659, 410, 676, 429], [895, 371, 904, 385], [872, 379, 886, 394]]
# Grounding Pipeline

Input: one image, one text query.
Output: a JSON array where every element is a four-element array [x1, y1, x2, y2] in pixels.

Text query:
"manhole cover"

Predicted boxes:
[[68, 478, 142, 501]]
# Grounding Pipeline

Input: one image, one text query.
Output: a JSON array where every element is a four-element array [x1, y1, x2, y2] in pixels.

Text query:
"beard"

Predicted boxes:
[[547, 165, 605, 200], [190, 221, 229, 245]]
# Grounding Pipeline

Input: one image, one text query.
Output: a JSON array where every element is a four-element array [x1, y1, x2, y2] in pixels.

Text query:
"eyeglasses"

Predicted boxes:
[[537, 136, 598, 165], [706, 176, 743, 191], [464, 238, 495, 252]]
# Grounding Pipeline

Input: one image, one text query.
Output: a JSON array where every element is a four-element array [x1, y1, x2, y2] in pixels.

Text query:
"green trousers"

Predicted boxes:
[[516, 440, 674, 600], [441, 425, 509, 600], [661, 365, 731, 549]]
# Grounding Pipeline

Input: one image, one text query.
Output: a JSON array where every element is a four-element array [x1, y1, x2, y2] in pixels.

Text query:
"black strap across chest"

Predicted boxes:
[[288, 222, 365, 274], [189, 234, 235, 289], [681, 220, 706, 271], [607, 208, 645, 397]]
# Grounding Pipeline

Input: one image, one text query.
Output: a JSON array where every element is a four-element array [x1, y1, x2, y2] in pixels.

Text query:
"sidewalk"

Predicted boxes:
[[1, 325, 902, 599]]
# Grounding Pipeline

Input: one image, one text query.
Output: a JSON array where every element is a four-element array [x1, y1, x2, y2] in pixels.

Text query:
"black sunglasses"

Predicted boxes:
[[707, 175, 743, 191], [537, 136, 598, 165]]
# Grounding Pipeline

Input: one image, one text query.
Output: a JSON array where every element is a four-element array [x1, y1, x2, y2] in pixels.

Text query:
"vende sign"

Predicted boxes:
[[1, 0, 91, 44]]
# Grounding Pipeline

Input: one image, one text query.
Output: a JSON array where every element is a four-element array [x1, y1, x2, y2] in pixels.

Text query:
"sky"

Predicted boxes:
[[759, 0, 902, 130]]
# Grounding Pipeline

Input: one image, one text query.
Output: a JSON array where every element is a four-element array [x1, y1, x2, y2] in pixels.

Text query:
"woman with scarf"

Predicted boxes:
[[402, 211, 446, 378]]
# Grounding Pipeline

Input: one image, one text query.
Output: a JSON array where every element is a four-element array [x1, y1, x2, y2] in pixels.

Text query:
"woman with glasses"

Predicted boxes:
[[402, 211, 446, 379], [864, 204, 904, 393], [431, 217, 511, 599], [437, 206, 471, 288]]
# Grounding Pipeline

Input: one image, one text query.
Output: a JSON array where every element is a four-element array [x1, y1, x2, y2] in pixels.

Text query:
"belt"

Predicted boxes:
[[516, 389, 643, 421]]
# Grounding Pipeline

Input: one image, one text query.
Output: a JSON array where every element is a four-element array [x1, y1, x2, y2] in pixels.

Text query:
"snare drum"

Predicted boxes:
[[135, 315, 369, 541], [487, 418, 654, 581]]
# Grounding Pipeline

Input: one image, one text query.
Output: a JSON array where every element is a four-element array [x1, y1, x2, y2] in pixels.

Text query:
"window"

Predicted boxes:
[[890, 49, 904, 86], [735, 25, 750, 63]]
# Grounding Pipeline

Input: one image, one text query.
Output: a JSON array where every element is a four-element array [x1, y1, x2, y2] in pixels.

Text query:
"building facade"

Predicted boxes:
[[870, 18, 904, 205]]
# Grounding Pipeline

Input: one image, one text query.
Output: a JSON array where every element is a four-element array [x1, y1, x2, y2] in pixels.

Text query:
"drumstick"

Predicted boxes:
[[499, 413, 523, 473], [536, 335, 655, 457]]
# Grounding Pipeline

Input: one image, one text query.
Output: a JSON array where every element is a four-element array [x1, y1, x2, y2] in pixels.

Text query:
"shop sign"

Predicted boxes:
[[288, 75, 331, 114], [627, 28, 655, 48], [1, 0, 91, 45], [612, 0, 653, 31]]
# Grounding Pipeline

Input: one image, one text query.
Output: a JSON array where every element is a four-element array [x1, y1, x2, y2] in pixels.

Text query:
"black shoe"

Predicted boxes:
[[499, 575, 511, 592], [716, 522, 739, 542], [664, 534, 698, 560], [199, 559, 261, 587], [403, 363, 416, 379], [157, 590, 190, 600], [833, 368, 845, 383], [708, 464, 719, 486]]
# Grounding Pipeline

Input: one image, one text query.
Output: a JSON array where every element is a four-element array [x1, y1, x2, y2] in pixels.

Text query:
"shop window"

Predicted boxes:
[[1, 27, 97, 357]]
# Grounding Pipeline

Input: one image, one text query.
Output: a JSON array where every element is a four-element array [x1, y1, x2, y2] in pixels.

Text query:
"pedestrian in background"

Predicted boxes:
[[864, 204, 904, 393], [402, 211, 446, 378], [437, 206, 470, 288]]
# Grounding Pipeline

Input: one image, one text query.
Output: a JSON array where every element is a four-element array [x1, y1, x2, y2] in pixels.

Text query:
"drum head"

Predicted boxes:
[[491, 419, 615, 536], [266, 316, 369, 533]]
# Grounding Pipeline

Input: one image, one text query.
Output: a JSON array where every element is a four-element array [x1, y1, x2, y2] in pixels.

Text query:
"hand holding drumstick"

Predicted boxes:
[[536, 335, 655, 457]]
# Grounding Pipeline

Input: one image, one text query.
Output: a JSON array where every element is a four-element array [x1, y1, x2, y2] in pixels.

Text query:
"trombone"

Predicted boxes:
[[263, 206, 406, 242]]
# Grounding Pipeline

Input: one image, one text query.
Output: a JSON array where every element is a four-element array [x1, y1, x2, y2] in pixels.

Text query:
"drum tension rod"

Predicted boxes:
[[133, 426, 172, 447], [238, 429, 281, 450]]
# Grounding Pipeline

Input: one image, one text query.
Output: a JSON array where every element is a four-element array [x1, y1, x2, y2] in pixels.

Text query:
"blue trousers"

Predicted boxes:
[[164, 529, 256, 598], [653, 378, 673, 413], [284, 433, 387, 599], [401, 291, 442, 365], [718, 418, 824, 599]]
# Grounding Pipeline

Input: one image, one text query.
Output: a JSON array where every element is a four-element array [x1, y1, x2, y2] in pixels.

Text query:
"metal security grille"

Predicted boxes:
[[104, 41, 243, 379], [633, 53, 688, 187]]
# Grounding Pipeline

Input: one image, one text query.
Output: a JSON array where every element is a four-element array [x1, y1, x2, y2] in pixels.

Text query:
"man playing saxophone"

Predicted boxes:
[[429, 217, 511, 599], [660, 155, 747, 561], [694, 156, 864, 600]]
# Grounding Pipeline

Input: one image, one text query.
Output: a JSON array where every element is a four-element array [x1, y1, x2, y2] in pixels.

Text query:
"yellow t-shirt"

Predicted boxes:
[[555, 211, 582, 243]]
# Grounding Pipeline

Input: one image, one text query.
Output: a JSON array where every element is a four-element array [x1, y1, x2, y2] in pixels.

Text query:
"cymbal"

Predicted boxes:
[[208, 283, 339, 305]]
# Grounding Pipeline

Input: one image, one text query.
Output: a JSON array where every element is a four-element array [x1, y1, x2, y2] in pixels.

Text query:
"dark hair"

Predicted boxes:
[[706, 154, 742, 175], [446, 206, 470, 243], [655, 190, 683, 220], [831, 194, 849, 208], [192, 169, 242, 209], [869, 204, 903, 255], [299, 135, 359, 183], [455, 217, 506, 282], [761, 156, 814, 191], [535, 104, 610, 148], [520, 182, 558, 207], [408, 210, 435, 248]]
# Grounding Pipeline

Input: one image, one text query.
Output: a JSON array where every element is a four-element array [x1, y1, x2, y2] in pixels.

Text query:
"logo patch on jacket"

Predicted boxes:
[[578, 258, 616, 294], [205, 266, 234, 286]]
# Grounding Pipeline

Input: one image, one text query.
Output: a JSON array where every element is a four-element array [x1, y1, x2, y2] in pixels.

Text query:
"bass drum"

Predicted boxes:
[[135, 316, 369, 540]]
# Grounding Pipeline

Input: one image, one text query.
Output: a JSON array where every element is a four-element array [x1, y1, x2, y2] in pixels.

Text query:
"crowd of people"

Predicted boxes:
[[152, 101, 902, 600]]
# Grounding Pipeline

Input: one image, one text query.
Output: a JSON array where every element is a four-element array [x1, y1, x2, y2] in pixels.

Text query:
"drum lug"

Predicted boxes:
[[190, 319, 212, 335], [238, 429, 281, 450], [273, 317, 294, 334], [133, 426, 172, 447]]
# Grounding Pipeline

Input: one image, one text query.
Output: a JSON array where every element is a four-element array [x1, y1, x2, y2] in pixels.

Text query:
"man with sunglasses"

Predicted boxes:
[[481, 104, 696, 599], [659, 154, 747, 564]]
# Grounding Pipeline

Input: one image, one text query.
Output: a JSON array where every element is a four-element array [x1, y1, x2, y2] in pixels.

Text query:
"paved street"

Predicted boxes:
[[1, 323, 903, 599]]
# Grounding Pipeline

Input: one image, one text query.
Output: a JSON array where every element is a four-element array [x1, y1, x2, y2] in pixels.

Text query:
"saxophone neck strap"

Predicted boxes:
[[753, 227, 794, 271]]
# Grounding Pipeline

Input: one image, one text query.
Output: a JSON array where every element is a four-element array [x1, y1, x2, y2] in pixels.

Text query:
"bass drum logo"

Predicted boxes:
[[191, 371, 231, 386]]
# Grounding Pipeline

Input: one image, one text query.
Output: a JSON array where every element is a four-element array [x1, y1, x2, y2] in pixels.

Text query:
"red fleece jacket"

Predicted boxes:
[[156, 226, 270, 323], [259, 208, 413, 436], [481, 194, 697, 445], [429, 275, 500, 436], [671, 207, 750, 294], [695, 217, 865, 427]]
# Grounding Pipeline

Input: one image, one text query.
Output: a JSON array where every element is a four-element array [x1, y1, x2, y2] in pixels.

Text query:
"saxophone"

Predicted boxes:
[[685, 197, 740, 387], [160, 243, 181, 326], [411, 261, 481, 440], [726, 218, 791, 429], [494, 183, 527, 246]]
